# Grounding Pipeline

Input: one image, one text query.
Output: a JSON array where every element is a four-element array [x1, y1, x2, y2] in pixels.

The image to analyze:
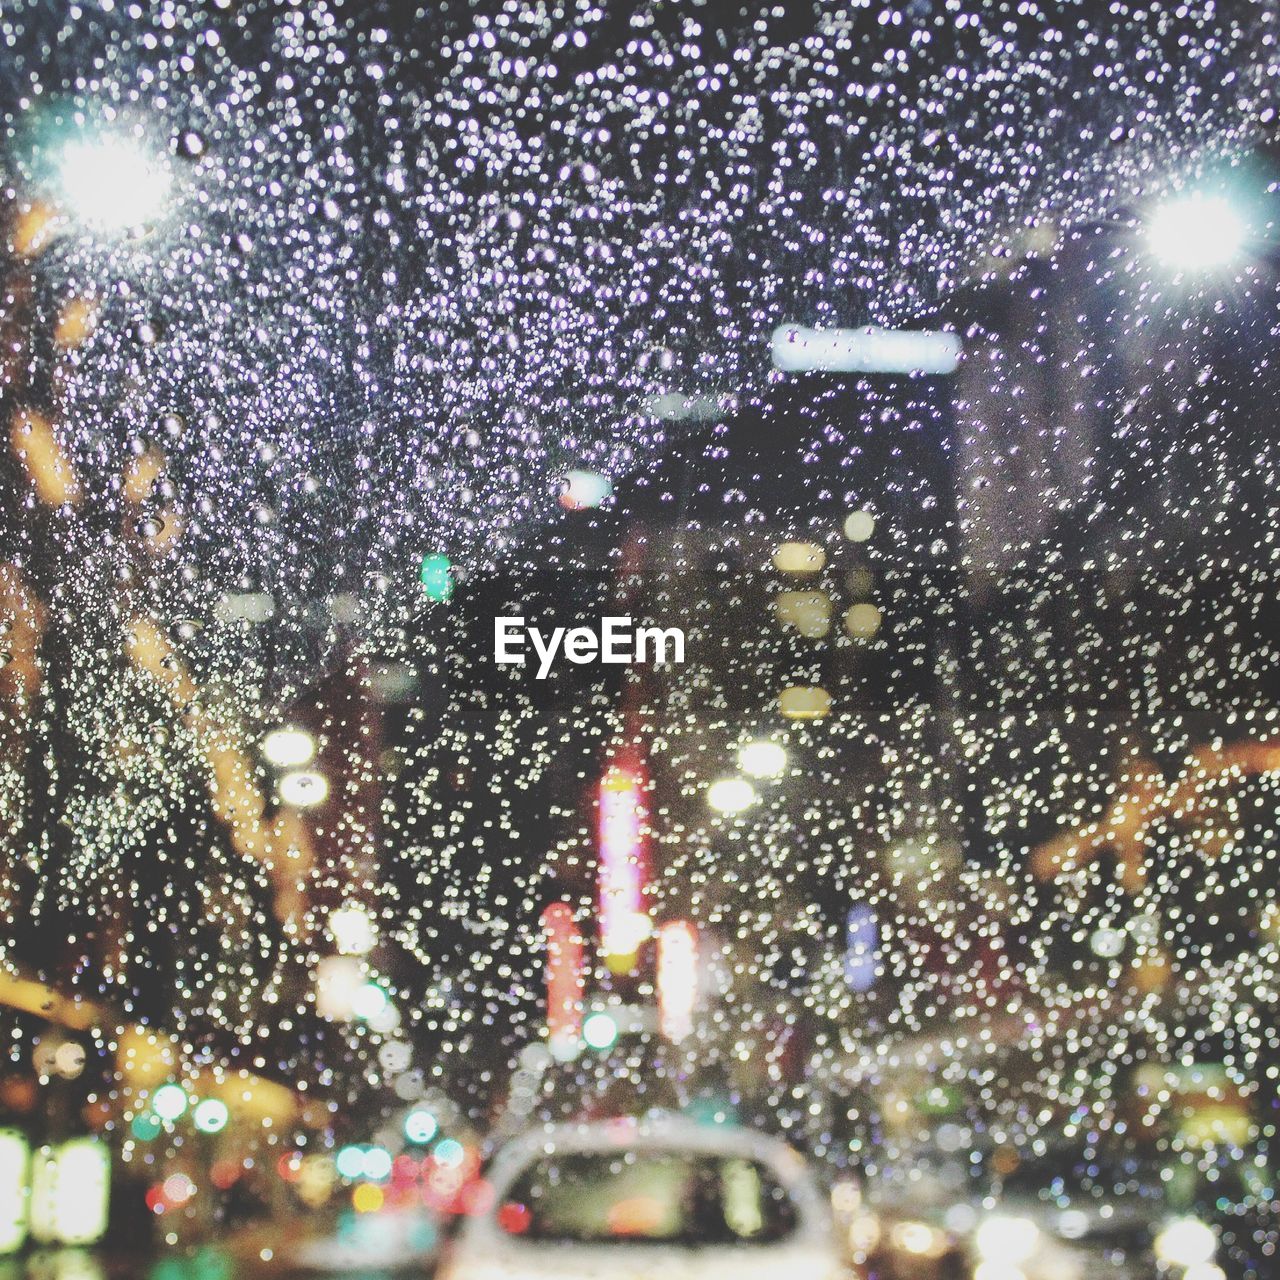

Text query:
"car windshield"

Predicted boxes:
[[498, 1150, 800, 1246]]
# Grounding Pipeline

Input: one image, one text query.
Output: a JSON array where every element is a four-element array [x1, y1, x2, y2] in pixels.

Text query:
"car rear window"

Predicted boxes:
[[498, 1150, 800, 1246]]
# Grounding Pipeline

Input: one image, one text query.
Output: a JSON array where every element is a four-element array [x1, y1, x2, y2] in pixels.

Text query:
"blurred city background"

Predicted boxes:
[[0, 1, 1277, 1278]]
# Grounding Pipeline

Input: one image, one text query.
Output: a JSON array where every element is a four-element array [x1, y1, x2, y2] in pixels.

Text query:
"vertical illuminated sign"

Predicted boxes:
[[844, 906, 878, 991], [597, 762, 649, 971], [657, 920, 698, 1042], [0, 1130, 29, 1253], [540, 902, 585, 1052], [30, 1138, 110, 1246]]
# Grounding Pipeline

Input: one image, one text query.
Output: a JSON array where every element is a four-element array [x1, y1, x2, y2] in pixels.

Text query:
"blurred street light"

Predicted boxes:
[[738, 740, 787, 779], [262, 726, 316, 769], [192, 1098, 229, 1134], [707, 777, 756, 814], [55, 135, 171, 233], [279, 768, 328, 807], [329, 903, 377, 956], [1147, 194, 1246, 270], [150, 1083, 188, 1122], [582, 1010, 620, 1050]]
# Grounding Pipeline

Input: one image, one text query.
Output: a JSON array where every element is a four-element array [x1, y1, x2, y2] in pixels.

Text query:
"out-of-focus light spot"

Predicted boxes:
[[1089, 927, 1125, 958], [162, 1174, 195, 1206], [642, 392, 724, 422], [362, 1146, 393, 1183], [329, 904, 377, 956], [582, 1010, 619, 1050], [130, 1113, 161, 1142], [772, 541, 826, 573], [55, 135, 171, 232], [844, 603, 882, 638], [844, 906, 878, 991], [193, 1099, 229, 1134], [779, 685, 832, 719], [54, 297, 98, 348], [433, 1137, 465, 1168], [352, 1183, 384, 1214], [32, 1139, 110, 1245], [707, 777, 756, 814], [597, 764, 649, 968], [498, 1201, 532, 1235], [1147, 195, 1246, 270], [772, 324, 961, 374], [213, 591, 274, 624], [404, 1108, 438, 1145], [352, 980, 391, 1022], [279, 769, 328, 807], [558, 469, 612, 510], [52, 1042, 85, 1080], [976, 1216, 1040, 1264], [419, 553, 454, 601], [891, 1220, 947, 1257], [843, 510, 876, 542], [151, 1084, 188, 1122], [1182, 1266, 1227, 1280], [657, 920, 698, 1042], [774, 590, 832, 637], [262, 727, 315, 768], [738, 740, 787, 779], [1154, 1218, 1217, 1268], [314, 955, 364, 1021], [335, 1145, 366, 1181], [0, 1131, 29, 1253]]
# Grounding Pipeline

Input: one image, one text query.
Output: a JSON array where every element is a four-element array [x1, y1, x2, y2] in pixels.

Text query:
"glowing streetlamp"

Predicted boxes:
[[707, 777, 756, 814], [54, 135, 171, 234], [262, 727, 316, 769], [738, 739, 787, 780], [1147, 194, 1246, 271]]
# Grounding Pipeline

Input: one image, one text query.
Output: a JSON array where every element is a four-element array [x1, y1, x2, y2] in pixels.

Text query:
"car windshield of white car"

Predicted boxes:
[[496, 1150, 800, 1246]]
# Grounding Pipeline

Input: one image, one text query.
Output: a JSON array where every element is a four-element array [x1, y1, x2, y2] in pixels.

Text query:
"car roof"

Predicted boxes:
[[479, 1117, 824, 1205], [459, 1117, 832, 1248], [488, 1116, 808, 1168]]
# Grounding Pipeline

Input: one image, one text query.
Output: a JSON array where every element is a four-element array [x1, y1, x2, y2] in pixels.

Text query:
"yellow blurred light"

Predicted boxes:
[[30, 1139, 109, 1246], [352, 1183, 384, 1214], [976, 1216, 1040, 1264], [844, 603, 882, 638], [279, 769, 328, 807], [116, 1027, 179, 1088], [707, 777, 756, 814], [891, 1220, 947, 1258], [778, 685, 831, 720], [774, 590, 832, 637], [772, 541, 826, 573], [10, 410, 81, 508], [1154, 1218, 1217, 1268], [9, 202, 60, 258], [54, 297, 99, 347], [974, 1264, 1026, 1280], [847, 1210, 881, 1257], [262, 727, 316, 769], [0, 1131, 29, 1253], [843, 510, 876, 542], [738, 740, 787, 779]]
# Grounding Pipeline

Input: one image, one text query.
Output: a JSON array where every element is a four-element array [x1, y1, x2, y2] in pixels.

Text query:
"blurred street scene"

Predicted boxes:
[[0, 1, 1278, 1278]]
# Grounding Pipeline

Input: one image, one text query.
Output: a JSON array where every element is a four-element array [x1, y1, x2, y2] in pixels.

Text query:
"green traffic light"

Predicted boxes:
[[420, 553, 454, 602]]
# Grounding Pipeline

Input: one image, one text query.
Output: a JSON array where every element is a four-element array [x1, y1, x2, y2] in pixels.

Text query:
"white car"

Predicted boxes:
[[442, 1117, 844, 1280]]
